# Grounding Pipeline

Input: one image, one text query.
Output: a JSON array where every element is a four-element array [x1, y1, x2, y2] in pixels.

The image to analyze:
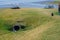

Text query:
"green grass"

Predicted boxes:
[[0, 8, 53, 34], [40, 19, 60, 40], [0, 8, 60, 40], [54, 11, 60, 15]]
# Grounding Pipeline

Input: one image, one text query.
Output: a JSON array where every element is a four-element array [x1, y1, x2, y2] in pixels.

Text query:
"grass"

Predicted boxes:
[[0, 8, 52, 34], [54, 11, 60, 15], [40, 19, 60, 40], [0, 8, 60, 40]]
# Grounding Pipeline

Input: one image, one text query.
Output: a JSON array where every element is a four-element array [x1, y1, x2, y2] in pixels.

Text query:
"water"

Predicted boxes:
[[0, 1, 58, 8], [19, 3, 58, 8]]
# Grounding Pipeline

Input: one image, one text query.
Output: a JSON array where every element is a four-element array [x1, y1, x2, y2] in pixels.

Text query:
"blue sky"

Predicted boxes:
[[0, 0, 41, 2], [0, 0, 53, 5]]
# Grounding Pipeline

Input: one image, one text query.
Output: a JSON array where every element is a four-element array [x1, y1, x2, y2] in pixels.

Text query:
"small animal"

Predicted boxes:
[[51, 13, 54, 16]]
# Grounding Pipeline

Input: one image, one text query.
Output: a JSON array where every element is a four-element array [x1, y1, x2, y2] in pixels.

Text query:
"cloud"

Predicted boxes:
[[0, 0, 54, 5]]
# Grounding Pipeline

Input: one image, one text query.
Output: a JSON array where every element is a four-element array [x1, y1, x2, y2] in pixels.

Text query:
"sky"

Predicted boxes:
[[0, 0, 42, 2], [0, 0, 58, 8], [0, 0, 53, 5]]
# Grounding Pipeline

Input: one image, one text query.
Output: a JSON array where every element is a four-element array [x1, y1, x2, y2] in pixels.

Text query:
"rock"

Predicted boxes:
[[51, 13, 54, 16]]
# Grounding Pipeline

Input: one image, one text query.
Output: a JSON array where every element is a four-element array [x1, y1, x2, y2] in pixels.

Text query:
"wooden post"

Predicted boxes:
[[58, 3, 60, 15]]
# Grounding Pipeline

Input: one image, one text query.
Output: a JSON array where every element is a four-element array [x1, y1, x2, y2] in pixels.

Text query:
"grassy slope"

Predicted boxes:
[[0, 8, 60, 40]]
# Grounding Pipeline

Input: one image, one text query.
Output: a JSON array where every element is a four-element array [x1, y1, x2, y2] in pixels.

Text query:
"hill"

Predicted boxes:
[[0, 8, 60, 40]]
